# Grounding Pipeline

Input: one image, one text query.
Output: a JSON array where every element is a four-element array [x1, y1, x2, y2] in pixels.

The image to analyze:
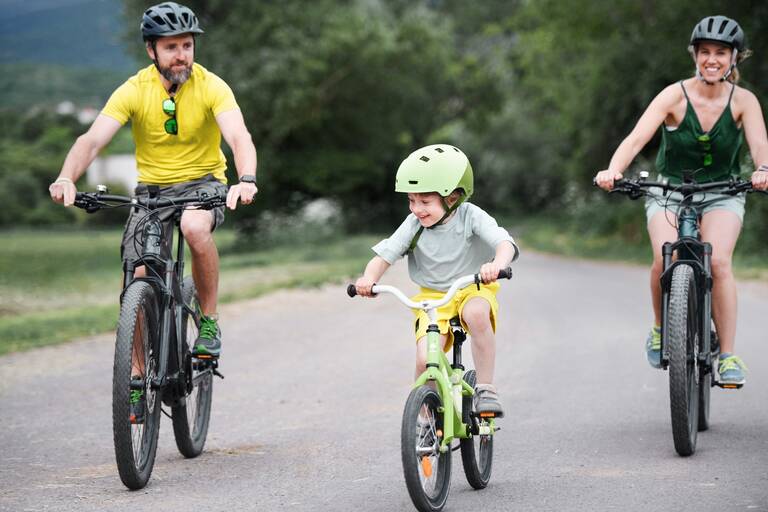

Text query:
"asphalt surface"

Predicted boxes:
[[2, 253, 768, 512]]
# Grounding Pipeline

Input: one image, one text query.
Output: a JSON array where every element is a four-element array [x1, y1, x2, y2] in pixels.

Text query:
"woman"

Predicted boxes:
[[595, 15, 768, 386]]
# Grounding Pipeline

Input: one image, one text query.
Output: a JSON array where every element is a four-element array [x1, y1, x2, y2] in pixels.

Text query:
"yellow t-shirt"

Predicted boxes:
[[101, 63, 239, 185]]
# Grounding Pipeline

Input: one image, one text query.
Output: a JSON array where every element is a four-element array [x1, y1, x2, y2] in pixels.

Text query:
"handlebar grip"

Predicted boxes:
[[498, 267, 513, 280], [346, 284, 357, 297]]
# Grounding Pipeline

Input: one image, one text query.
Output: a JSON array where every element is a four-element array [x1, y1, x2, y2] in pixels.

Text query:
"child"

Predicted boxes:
[[354, 144, 518, 416]]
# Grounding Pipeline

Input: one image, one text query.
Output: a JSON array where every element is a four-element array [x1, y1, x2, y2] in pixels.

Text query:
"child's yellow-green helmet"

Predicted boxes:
[[395, 145, 475, 254], [395, 144, 474, 205]]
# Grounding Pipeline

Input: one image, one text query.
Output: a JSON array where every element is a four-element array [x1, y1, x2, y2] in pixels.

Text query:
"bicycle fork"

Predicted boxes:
[[412, 311, 475, 452]]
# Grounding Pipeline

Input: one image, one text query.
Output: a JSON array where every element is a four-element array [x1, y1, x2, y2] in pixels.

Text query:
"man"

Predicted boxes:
[[49, 2, 257, 359]]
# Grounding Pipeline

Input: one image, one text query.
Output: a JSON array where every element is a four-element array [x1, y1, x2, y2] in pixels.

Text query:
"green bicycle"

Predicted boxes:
[[347, 268, 512, 512]]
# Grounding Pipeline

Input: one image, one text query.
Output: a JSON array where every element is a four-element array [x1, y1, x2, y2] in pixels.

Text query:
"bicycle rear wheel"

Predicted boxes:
[[459, 370, 493, 489], [698, 328, 718, 432], [172, 277, 213, 458], [401, 385, 451, 512], [667, 264, 700, 456], [112, 281, 162, 489]]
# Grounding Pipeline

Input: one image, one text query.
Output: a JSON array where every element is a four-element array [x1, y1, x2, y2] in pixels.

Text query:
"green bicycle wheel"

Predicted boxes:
[[401, 385, 451, 512], [460, 370, 493, 489]]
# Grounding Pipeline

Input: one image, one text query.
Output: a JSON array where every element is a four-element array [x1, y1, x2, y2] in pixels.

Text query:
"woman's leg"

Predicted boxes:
[[700, 210, 742, 355]]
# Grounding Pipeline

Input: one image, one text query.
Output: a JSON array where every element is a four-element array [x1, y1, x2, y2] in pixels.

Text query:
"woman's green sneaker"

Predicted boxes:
[[717, 353, 747, 387], [645, 326, 661, 369]]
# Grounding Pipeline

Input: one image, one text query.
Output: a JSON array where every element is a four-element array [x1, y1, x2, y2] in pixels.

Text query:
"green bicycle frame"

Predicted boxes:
[[412, 319, 494, 453]]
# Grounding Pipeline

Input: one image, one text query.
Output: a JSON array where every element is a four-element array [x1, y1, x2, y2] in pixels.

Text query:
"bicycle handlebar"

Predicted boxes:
[[73, 190, 227, 213], [612, 177, 753, 197], [346, 267, 512, 311]]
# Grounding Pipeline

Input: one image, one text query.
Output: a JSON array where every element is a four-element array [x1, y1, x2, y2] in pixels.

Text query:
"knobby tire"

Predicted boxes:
[[668, 265, 700, 456], [113, 281, 162, 489]]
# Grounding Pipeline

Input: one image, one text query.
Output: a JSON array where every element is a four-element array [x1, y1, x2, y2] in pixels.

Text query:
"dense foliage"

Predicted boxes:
[[3, 0, 768, 257]]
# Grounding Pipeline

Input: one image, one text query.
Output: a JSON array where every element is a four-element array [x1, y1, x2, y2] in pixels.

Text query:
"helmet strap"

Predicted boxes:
[[401, 193, 465, 256]]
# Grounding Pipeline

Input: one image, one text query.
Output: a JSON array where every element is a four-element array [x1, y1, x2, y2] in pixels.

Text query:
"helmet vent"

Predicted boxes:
[[718, 19, 728, 34], [707, 18, 714, 32], [168, 13, 178, 24], [409, 180, 418, 184], [419, 156, 430, 162], [435, 147, 444, 153], [729, 26, 738, 37]]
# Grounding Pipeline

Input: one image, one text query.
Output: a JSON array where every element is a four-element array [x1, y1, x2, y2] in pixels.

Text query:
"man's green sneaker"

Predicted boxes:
[[192, 315, 221, 358], [717, 353, 747, 387], [645, 325, 661, 369]]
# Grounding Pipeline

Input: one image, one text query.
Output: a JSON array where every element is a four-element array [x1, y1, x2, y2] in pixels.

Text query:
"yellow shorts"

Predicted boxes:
[[411, 282, 500, 352]]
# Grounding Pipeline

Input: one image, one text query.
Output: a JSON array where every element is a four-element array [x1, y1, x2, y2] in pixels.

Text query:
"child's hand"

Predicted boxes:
[[479, 262, 503, 284], [355, 276, 377, 297]]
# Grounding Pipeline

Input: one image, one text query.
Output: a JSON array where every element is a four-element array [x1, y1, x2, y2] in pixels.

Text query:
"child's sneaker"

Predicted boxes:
[[475, 384, 504, 418], [717, 353, 747, 387], [645, 325, 661, 369]]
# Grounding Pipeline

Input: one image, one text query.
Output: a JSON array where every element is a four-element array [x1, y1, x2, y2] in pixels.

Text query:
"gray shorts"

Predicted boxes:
[[121, 175, 228, 264], [644, 187, 746, 225]]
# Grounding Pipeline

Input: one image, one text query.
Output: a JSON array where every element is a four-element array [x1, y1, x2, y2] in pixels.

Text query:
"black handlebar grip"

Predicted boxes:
[[498, 267, 513, 280], [346, 284, 357, 297]]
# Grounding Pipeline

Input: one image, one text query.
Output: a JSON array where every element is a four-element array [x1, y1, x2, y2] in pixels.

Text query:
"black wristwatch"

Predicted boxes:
[[239, 174, 257, 184]]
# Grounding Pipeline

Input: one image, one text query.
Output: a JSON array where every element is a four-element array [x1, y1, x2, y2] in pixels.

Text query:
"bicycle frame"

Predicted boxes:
[[657, 190, 714, 374], [123, 212, 193, 403]]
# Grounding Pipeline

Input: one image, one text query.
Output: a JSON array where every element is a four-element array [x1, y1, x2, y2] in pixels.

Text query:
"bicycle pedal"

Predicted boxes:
[[715, 381, 743, 390]]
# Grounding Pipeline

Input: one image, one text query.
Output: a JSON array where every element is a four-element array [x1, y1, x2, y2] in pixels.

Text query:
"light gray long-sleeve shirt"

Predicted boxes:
[[372, 202, 516, 291]]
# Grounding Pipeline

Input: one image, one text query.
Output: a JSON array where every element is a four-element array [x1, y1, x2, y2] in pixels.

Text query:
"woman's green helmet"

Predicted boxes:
[[395, 144, 474, 204]]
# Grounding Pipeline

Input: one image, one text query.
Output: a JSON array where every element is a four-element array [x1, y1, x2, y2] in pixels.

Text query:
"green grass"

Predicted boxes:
[[0, 229, 377, 355]]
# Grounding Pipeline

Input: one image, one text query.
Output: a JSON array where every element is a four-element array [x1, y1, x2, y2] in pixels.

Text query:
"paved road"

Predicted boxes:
[[2, 253, 768, 512]]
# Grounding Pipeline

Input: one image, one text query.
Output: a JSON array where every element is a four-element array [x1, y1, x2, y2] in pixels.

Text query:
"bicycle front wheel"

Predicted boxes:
[[401, 385, 451, 512], [112, 281, 162, 489], [172, 277, 213, 458], [667, 264, 700, 456], [459, 370, 493, 489]]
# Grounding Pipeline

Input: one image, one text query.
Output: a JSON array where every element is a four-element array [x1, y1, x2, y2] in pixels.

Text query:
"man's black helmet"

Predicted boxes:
[[141, 2, 204, 41], [690, 15, 744, 51]]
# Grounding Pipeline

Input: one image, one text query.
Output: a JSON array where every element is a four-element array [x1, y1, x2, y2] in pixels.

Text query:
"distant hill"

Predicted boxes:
[[0, 0, 140, 109], [0, 0, 136, 70]]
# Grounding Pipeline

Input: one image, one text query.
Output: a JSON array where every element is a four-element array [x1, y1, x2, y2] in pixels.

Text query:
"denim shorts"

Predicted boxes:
[[120, 175, 228, 264], [644, 187, 746, 225]]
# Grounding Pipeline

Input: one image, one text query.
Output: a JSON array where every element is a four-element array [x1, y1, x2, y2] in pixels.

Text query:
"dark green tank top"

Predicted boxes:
[[655, 81, 743, 183]]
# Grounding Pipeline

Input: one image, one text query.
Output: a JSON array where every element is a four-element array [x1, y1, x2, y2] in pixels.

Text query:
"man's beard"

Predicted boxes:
[[159, 63, 192, 85]]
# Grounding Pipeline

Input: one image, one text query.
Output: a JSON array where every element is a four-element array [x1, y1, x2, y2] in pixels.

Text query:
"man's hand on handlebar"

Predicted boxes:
[[594, 169, 623, 191], [49, 178, 78, 207], [226, 182, 258, 210]]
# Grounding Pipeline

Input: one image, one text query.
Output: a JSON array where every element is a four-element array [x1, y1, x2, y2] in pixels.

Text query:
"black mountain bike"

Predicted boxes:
[[74, 186, 226, 489], [606, 172, 760, 456]]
